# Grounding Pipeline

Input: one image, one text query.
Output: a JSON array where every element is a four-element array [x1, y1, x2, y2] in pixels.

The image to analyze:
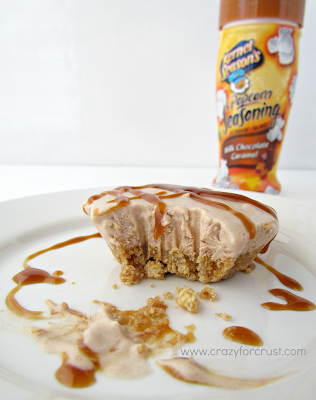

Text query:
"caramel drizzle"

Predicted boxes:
[[254, 257, 303, 291], [23, 233, 101, 269], [85, 184, 278, 240], [259, 236, 276, 255], [261, 289, 316, 311], [6, 233, 101, 319]]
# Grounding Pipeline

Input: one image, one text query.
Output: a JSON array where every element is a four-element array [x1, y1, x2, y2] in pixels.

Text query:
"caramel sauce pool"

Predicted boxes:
[[55, 354, 97, 388], [223, 326, 263, 346], [13, 268, 65, 286]]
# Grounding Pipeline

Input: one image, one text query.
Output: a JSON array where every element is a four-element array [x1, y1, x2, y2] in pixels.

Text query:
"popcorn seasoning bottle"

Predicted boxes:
[[213, 0, 305, 194]]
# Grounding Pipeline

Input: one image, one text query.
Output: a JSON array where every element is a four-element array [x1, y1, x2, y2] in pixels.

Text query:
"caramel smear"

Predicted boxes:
[[261, 289, 316, 311], [223, 326, 263, 346], [255, 257, 303, 291], [26, 296, 193, 388], [6, 286, 43, 320], [157, 357, 281, 389]]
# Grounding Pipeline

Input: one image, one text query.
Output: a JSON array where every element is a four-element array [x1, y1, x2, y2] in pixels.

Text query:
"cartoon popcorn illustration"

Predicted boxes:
[[268, 27, 295, 65]]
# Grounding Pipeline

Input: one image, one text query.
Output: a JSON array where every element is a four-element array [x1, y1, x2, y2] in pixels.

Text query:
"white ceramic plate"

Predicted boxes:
[[0, 188, 316, 400]]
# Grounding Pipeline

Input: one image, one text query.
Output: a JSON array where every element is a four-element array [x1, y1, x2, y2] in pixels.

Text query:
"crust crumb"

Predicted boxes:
[[150, 283, 155, 288], [120, 264, 146, 285], [137, 343, 150, 355], [162, 292, 172, 300], [144, 260, 166, 280], [215, 312, 232, 321], [99, 295, 190, 349], [175, 286, 200, 314], [198, 285, 217, 301], [112, 284, 118, 289], [185, 324, 196, 332]]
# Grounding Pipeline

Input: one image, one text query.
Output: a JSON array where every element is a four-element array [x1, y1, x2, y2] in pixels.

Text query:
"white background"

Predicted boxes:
[[0, 0, 315, 169]]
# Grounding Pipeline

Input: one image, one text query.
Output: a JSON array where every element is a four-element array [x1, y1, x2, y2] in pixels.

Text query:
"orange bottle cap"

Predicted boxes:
[[219, 0, 306, 29]]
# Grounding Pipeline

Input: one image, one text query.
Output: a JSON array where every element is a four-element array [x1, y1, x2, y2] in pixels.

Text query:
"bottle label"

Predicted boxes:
[[214, 23, 300, 194]]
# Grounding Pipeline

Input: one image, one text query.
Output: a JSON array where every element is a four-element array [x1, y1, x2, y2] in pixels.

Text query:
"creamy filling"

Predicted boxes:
[[84, 187, 279, 264], [25, 301, 151, 380], [157, 357, 281, 389], [24, 296, 192, 383]]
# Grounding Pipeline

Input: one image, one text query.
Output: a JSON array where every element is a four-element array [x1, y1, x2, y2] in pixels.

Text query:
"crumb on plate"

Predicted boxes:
[[175, 286, 200, 314], [215, 312, 232, 321], [198, 285, 217, 301]]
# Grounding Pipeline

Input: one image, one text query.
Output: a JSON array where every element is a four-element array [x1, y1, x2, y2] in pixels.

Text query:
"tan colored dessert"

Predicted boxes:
[[83, 184, 278, 285], [175, 287, 200, 313]]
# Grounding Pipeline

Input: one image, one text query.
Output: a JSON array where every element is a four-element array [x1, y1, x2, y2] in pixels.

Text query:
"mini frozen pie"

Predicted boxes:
[[83, 184, 278, 285]]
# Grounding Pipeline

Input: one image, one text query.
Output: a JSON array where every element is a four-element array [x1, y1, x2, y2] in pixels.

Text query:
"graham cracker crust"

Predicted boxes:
[[111, 243, 261, 285]]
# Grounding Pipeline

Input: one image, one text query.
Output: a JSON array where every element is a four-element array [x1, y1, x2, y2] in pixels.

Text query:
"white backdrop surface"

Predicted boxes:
[[0, 0, 315, 169]]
